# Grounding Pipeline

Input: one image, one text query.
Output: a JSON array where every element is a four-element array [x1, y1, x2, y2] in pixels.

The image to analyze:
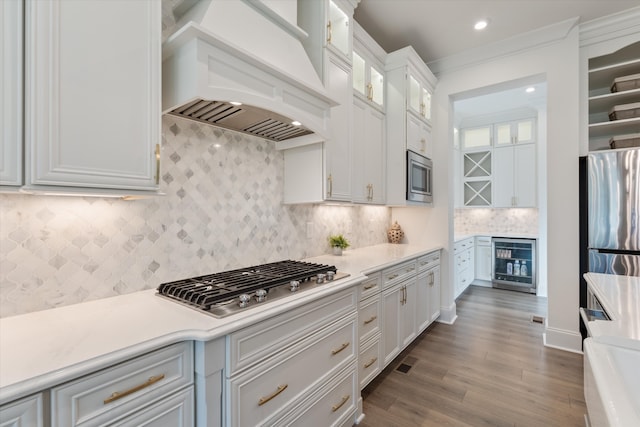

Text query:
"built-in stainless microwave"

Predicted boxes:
[[407, 150, 433, 204]]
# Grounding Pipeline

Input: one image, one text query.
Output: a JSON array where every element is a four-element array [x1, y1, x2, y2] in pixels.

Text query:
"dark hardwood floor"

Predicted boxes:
[[359, 285, 586, 427]]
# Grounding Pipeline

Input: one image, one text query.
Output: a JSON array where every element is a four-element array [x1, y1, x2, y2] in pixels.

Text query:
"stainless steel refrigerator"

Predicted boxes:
[[587, 148, 640, 276]]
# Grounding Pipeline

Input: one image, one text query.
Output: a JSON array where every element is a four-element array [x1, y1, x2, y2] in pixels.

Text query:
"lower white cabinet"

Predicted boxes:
[[224, 287, 359, 427], [454, 238, 475, 299], [0, 393, 43, 427], [110, 386, 194, 427], [51, 342, 194, 427], [475, 236, 492, 282], [382, 277, 417, 366]]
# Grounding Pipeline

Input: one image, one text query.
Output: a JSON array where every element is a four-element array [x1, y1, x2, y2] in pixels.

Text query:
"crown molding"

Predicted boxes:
[[428, 17, 580, 76], [580, 6, 640, 47]]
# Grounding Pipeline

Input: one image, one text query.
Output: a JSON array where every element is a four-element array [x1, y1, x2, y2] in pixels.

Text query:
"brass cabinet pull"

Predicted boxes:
[[429, 271, 435, 286], [327, 174, 333, 197], [155, 144, 160, 185], [363, 283, 376, 290], [363, 315, 377, 325], [258, 384, 288, 406], [327, 20, 332, 43], [364, 357, 378, 369], [388, 273, 399, 280], [332, 395, 350, 412], [104, 374, 165, 404], [367, 83, 373, 101], [331, 342, 350, 355]]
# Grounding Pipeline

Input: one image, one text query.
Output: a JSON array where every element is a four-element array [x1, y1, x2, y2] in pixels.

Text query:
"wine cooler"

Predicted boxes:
[[492, 237, 536, 294]]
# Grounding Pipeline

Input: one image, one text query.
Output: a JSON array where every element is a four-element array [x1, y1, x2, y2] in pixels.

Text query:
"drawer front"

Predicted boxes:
[[382, 260, 416, 288], [228, 287, 357, 375], [454, 237, 474, 254], [358, 295, 381, 344], [357, 272, 381, 302], [475, 236, 491, 246], [417, 250, 440, 272], [228, 314, 357, 427], [282, 364, 358, 427], [110, 386, 194, 427], [51, 342, 193, 427], [358, 337, 381, 390], [0, 393, 43, 427]]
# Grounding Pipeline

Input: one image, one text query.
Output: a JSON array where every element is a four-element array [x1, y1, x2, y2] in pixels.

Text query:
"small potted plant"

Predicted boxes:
[[328, 234, 350, 256]]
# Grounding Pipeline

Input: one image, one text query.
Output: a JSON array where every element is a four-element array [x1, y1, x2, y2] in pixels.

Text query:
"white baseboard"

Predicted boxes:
[[437, 303, 458, 325], [543, 326, 583, 354]]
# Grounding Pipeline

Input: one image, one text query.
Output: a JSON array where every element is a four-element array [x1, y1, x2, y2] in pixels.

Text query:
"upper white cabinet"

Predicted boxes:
[[289, 0, 359, 203], [23, 0, 161, 195], [351, 21, 385, 204], [385, 46, 437, 206], [492, 118, 536, 207], [458, 116, 537, 208], [0, 0, 23, 189]]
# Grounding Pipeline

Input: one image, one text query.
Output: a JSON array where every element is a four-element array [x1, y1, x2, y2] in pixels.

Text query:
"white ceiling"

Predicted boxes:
[[353, 1, 639, 121], [354, 0, 639, 64]]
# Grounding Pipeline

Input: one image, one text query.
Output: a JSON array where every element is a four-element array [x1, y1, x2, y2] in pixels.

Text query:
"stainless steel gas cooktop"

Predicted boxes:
[[157, 260, 348, 318]]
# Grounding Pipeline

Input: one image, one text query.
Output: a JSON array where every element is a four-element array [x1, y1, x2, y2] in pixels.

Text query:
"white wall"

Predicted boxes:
[[396, 24, 583, 351]]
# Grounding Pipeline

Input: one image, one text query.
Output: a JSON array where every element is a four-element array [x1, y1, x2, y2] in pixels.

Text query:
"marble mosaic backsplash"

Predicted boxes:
[[454, 208, 539, 236], [0, 116, 390, 318]]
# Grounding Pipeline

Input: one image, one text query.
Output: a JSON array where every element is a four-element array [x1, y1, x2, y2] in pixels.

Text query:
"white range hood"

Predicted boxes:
[[162, 0, 336, 145]]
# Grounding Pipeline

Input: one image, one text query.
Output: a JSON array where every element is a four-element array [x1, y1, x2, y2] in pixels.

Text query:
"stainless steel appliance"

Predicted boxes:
[[407, 150, 433, 204], [491, 237, 537, 294], [157, 260, 348, 318], [588, 148, 640, 275]]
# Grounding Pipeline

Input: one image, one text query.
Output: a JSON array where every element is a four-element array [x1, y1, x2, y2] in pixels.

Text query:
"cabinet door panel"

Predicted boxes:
[[364, 107, 385, 204], [382, 286, 401, 365], [514, 144, 536, 207], [325, 55, 351, 201], [428, 265, 441, 323], [0, 0, 23, 187], [493, 146, 514, 207], [25, 0, 160, 191]]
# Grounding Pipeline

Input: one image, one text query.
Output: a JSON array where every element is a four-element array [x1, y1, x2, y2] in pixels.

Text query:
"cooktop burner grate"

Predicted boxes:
[[157, 260, 338, 311]]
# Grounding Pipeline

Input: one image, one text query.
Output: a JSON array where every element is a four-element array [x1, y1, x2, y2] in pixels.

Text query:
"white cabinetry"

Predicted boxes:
[[475, 236, 492, 282], [288, 0, 359, 203], [356, 273, 382, 389], [458, 117, 536, 208], [416, 251, 441, 331], [0, 0, 22, 189], [351, 21, 385, 205], [325, 54, 353, 201], [492, 118, 536, 207], [382, 277, 417, 366], [0, 393, 43, 427], [23, 0, 161, 195], [385, 46, 437, 205], [51, 342, 194, 427], [454, 237, 475, 299], [225, 287, 359, 427]]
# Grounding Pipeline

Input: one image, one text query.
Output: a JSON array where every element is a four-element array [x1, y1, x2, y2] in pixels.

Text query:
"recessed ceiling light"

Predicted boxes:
[[526, 87, 536, 93], [229, 101, 242, 106], [474, 20, 488, 30], [291, 121, 302, 126]]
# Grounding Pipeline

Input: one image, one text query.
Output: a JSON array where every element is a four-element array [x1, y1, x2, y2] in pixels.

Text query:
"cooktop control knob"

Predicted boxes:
[[316, 273, 326, 284], [255, 289, 267, 302], [326, 271, 335, 281], [238, 294, 251, 308], [290, 280, 300, 292]]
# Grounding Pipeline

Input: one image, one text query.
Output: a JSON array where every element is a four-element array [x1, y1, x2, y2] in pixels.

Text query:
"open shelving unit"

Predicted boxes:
[[588, 45, 640, 151]]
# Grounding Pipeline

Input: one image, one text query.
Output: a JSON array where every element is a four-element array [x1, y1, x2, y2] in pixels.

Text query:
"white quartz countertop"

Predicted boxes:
[[0, 243, 439, 405], [584, 273, 640, 340]]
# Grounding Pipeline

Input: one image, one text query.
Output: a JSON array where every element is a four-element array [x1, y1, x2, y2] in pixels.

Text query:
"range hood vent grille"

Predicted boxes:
[[168, 98, 313, 142]]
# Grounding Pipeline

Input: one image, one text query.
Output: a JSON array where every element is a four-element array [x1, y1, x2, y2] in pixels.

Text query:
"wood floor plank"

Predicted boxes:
[[358, 285, 585, 426]]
